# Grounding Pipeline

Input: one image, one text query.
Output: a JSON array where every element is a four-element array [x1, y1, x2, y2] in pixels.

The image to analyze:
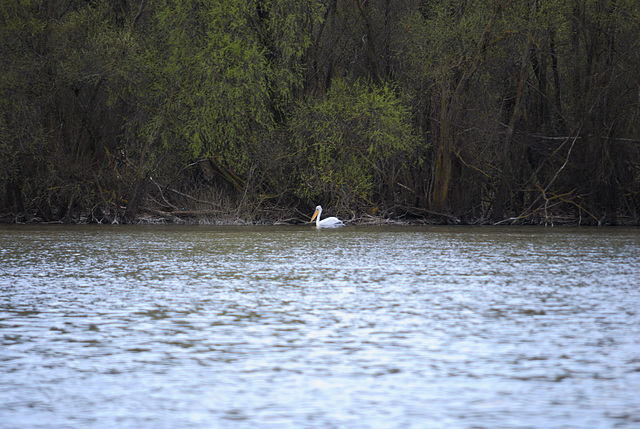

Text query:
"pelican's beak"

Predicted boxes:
[[310, 210, 319, 223]]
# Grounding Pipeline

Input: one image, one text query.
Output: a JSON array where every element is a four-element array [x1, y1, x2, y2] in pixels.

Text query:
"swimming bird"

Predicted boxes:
[[310, 205, 344, 228]]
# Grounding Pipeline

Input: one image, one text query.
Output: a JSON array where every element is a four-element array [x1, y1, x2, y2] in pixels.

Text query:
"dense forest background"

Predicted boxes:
[[1, 0, 639, 225]]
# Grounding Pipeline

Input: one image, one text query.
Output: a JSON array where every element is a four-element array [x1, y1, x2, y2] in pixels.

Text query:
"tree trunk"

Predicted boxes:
[[431, 2, 506, 212]]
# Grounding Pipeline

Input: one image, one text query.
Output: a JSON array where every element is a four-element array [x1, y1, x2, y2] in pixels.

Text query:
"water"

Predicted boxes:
[[1, 225, 639, 429]]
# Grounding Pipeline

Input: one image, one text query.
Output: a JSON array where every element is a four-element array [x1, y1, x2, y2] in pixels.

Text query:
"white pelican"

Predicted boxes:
[[310, 205, 344, 228]]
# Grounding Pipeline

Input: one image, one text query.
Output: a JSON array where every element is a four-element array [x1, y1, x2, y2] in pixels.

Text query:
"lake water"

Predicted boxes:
[[1, 225, 639, 429]]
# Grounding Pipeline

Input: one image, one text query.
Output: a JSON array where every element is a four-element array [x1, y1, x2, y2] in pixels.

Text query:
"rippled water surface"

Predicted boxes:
[[1, 225, 639, 429]]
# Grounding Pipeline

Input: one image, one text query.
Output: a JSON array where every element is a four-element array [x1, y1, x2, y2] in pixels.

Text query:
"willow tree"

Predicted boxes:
[[130, 0, 325, 214], [395, 1, 514, 218], [559, 0, 640, 224], [0, 0, 143, 222], [288, 79, 419, 213]]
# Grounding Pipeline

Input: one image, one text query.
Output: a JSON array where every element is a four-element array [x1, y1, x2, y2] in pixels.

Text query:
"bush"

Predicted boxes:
[[288, 79, 420, 211]]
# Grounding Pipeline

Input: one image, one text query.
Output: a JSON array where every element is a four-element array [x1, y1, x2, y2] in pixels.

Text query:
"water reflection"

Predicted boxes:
[[1, 225, 639, 428]]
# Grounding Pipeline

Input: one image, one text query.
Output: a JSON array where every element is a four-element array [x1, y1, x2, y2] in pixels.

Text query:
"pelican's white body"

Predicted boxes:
[[310, 205, 344, 228]]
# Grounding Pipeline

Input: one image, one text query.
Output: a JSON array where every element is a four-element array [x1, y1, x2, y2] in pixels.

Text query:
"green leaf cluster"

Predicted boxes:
[[289, 79, 419, 208]]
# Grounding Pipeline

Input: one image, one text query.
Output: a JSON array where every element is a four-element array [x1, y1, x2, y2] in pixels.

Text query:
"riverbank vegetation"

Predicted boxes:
[[2, 0, 639, 225]]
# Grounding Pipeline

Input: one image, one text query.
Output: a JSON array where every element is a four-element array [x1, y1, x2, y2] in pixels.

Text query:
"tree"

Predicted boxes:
[[288, 79, 419, 212]]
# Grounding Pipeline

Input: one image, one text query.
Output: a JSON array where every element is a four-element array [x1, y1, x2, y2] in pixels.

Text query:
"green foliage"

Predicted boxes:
[[289, 79, 419, 208], [142, 0, 324, 177], [1, 0, 639, 223]]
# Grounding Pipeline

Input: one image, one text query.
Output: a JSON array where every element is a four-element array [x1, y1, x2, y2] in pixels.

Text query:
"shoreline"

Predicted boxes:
[[2, 212, 637, 227]]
